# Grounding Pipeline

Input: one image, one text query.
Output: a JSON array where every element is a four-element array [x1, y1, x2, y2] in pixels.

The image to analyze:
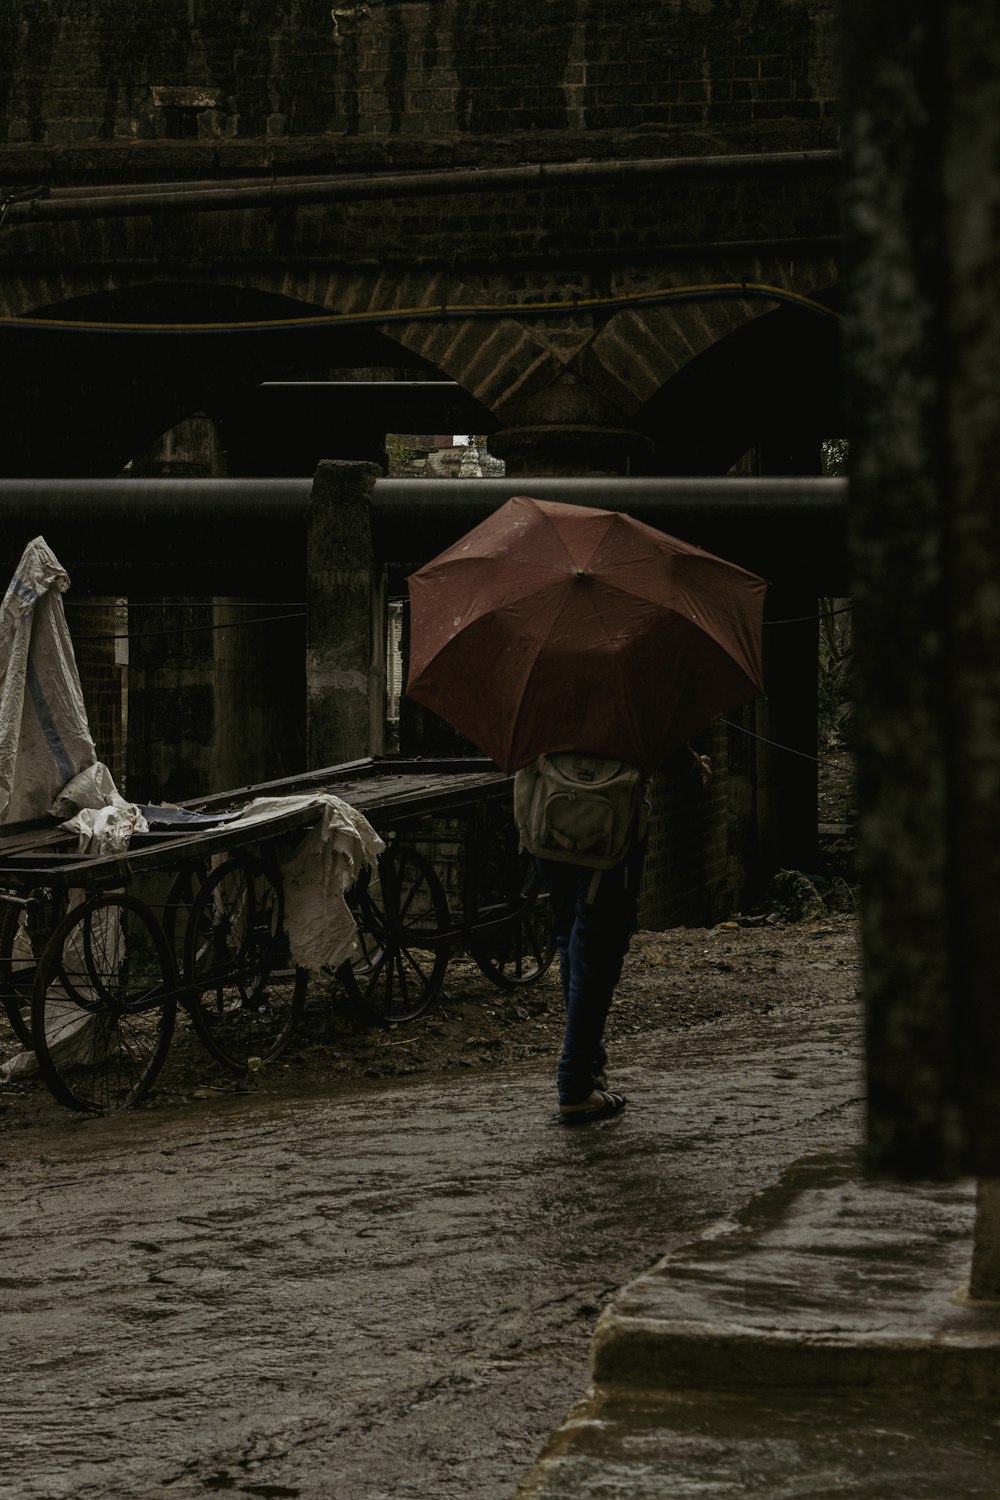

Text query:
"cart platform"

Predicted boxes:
[[0, 757, 554, 1115]]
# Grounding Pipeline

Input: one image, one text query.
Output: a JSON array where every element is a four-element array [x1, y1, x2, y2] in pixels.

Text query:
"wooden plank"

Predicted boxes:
[[0, 759, 513, 893]]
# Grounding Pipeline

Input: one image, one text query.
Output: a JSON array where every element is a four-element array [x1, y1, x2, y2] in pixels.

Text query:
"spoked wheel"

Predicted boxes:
[[469, 845, 557, 990], [339, 845, 451, 1025], [30, 892, 177, 1113], [184, 855, 307, 1071], [162, 861, 210, 972], [0, 891, 70, 1049]]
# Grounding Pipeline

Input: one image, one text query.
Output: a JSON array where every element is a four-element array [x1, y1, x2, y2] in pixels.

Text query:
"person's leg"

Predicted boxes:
[[555, 861, 636, 1106]]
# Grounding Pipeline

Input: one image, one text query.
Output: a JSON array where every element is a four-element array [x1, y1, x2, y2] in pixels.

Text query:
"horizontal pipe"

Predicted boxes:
[[374, 474, 846, 524], [3, 149, 839, 226], [0, 478, 309, 592], [0, 475, 848, 593], [373, 477, 850, 589], [0, 477, 309, 520]]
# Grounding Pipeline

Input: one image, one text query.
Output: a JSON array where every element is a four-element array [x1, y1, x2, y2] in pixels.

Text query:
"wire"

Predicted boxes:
[[72, 609, 306, 641], [70, 604, 852, 768], [66, 598, 307, 608], [0, 282, 840, 335], [719, 716, 849, 768], [766, 604, 852, 626]]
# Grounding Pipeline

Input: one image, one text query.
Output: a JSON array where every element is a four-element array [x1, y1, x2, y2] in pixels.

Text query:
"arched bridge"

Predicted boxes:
[[0, 1, 844, 919], [0, 0, 841, 478]]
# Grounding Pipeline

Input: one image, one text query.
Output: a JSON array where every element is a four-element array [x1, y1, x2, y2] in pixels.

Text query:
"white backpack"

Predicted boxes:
[[513, 753, 647, 874]]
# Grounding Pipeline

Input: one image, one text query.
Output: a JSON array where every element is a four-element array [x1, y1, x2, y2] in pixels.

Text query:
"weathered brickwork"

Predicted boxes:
[[0, 2, 841, 484], [0, 0, 837, 174]]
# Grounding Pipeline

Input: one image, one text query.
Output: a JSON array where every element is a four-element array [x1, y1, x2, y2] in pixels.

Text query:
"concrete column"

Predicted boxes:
[[843, 0, 1000, 1175], [306, 460, 385, 769]]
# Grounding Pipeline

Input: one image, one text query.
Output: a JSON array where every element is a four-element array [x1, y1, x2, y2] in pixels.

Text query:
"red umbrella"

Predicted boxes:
[[405, 496, 766, 774]]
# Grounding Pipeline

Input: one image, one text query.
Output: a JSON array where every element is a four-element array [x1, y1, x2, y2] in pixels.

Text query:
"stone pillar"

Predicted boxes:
[[306, 460, 385, 769], [843, 0, 1000, 1175]]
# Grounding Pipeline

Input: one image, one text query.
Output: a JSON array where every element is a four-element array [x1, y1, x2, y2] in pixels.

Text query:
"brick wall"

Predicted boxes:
[[0, 0, 838, 172]]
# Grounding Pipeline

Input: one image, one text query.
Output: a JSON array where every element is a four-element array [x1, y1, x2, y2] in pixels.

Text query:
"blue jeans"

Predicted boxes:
[[538, 841, 646, 1106]]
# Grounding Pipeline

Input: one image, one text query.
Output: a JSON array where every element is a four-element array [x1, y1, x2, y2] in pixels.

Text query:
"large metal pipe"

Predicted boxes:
[[0, 478, 309, 592], [374, 477, 850, 589], [3, 150, 839, 227], [0, 475, 849, 592]]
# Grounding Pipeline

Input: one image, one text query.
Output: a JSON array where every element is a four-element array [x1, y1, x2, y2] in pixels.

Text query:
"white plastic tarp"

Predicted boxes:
[[0, 539, 386, 1079], [51, 762, 149, 852], [227, 794, 385, 971], [0, 540, 149, 1078], [0, 536, 98, 824]]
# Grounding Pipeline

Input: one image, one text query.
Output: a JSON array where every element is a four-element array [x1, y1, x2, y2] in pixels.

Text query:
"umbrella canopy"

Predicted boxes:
[[405, 495, 767, 775]]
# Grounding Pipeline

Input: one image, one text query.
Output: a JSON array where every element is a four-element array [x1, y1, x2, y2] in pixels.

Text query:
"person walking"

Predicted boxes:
[[517, 745, 712, 1124]]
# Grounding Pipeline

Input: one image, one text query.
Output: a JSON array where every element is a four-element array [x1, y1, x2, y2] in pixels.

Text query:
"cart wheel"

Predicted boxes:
[[469, 852, 557, 989], [162, 861, 209, 969], [1, 892, 71, 1050], [339, 845, 451, 1025], [30, 892, 177, 1114], [184, 856, 307, 1071]]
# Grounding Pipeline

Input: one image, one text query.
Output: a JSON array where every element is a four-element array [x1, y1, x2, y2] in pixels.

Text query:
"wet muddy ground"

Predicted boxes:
[[1, 903, 857, 1132], [0, 908, 863, 1500]]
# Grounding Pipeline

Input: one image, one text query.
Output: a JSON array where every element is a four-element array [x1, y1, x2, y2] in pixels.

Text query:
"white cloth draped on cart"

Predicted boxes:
[[0, 542, 149, 1078], [0, 536, 99, 825], [51, 762, 149, 852], [226, 794, 385, 971]]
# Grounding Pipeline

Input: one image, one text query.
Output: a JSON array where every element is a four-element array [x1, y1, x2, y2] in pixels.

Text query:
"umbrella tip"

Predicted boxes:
[[574, 567, 587, 579]]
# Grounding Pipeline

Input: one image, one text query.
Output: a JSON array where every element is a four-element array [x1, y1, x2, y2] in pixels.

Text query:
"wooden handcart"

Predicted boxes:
[[0, 757, 555, 1114]]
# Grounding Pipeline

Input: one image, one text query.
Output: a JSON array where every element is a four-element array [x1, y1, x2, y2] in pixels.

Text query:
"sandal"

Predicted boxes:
[[558, 1090, 626, 1126]]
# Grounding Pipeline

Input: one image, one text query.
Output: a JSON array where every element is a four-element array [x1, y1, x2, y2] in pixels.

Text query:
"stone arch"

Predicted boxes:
[[0, 277, 474, 476], [581, 253, 840, 411], [632, 286, 843, 474], [1, 251, 839, 475]]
